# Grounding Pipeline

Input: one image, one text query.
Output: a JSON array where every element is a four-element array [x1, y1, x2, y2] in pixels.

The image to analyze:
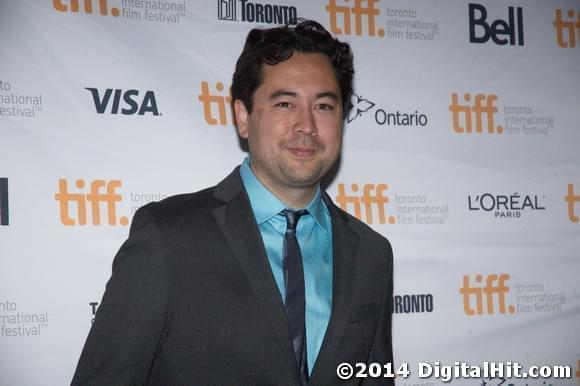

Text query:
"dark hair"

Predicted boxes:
[[231, 19, 354, 119]]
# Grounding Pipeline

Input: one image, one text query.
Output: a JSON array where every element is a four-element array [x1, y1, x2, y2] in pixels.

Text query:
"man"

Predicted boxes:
[[72, 20, 393, 386]]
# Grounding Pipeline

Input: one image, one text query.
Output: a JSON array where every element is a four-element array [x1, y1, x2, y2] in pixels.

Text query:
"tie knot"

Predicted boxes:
[[282, 209, 308, 231]]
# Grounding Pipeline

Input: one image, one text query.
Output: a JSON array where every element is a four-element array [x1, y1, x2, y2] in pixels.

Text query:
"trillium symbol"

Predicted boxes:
[[347, 93, 375, 123]]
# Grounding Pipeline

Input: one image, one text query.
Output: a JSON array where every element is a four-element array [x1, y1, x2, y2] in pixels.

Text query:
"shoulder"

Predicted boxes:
[[348, 209, 391, 250], [130, 185, 224, 233], [127, 167, 245, 238], [328, 199, 393, 258]]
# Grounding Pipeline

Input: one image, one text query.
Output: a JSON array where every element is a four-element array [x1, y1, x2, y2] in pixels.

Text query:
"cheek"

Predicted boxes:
[[319, 124, 343, 150], [249, 111, 285, 136], [247, 126, 279, 160]]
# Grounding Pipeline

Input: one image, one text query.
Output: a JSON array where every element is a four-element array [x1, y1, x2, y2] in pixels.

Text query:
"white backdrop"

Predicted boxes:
[[1, 1, 579, 385]]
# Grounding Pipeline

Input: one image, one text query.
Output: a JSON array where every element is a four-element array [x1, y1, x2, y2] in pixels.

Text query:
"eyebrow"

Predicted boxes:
[[269, 90, 297, 100], [268, 89, 340, 101]]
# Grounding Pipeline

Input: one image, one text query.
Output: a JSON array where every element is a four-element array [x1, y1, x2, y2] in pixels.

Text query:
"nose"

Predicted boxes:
[[294, 106, 317, 136]]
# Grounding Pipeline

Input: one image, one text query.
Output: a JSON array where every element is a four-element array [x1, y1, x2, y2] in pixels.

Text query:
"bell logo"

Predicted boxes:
[[54, 179, 129, 226], [554, 9, 580, 48], [335, 183, 396, 225], [449, 92, 504, 134], [0, 178, 8, 226], [85, 88, 160, 115], [326, 0, 384, 37], [468, 3, 524, 46], [565, 184, 580, 223], [52, 0, 120, 17], [198, 81, 233, 126], [460, 273, 515, 316]]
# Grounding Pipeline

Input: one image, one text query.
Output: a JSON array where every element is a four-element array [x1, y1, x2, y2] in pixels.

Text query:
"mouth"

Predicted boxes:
[[287, 147, 316, 158]]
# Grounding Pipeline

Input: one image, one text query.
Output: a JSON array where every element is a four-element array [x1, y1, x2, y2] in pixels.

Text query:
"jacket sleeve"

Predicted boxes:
[[362, 240, 394, 386], [71, 205, 168, 386]]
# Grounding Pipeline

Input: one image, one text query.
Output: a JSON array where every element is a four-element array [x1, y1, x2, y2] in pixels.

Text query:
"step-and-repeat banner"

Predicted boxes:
[[1, 1, 579, 385]]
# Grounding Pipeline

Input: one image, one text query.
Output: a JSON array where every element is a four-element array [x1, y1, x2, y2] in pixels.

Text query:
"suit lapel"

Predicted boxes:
[[211, 169, 360, 384], [211, 169, 300, 383], [309, 196, 359, 384]]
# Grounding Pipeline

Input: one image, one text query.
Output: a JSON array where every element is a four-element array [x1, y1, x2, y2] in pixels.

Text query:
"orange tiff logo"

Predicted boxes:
[[335, 183, 396, 225], [449, 92, 504, 134], [326, 0, 384, 37], [554, 9, 580, 48], [52, 0, 120, 16], [198, 81, 233, 126], [565, 184, 580, 223], [54, 179, 128, 226], [460, 273, 515, 316]]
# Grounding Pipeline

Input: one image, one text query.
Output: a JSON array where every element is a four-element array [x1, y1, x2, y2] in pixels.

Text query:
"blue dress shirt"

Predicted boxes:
[[239, 157, 333, 375]]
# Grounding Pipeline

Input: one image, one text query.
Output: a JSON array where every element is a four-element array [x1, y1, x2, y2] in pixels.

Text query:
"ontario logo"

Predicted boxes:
[[347, 93, 428, 127], [217, 0, 297, 25]]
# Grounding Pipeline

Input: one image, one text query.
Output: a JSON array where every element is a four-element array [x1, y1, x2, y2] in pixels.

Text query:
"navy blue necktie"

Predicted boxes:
[[282, 209, 309, 385]]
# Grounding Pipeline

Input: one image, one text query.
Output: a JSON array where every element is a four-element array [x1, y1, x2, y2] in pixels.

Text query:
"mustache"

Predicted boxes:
[[283, 135, 323, 150]]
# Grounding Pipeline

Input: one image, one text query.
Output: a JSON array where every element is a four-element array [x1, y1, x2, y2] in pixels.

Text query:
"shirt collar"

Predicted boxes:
[[239, 157, 329, 233]]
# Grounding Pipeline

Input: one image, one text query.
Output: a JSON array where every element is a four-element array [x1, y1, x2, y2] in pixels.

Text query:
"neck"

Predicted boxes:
[[271, 185, 317, 209]]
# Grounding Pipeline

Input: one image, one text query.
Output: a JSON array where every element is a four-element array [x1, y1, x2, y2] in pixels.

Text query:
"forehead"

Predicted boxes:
[[258, 52, 340, 94]]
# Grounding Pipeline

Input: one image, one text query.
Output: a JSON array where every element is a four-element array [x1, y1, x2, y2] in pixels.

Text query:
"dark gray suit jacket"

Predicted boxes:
[[71, 167, 394, 385]]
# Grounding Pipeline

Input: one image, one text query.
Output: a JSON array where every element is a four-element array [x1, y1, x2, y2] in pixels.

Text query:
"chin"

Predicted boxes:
[[283, 170, 324, 188]]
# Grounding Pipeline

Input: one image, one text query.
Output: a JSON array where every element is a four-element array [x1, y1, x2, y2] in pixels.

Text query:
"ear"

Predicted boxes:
[[234, 99, 249, 139]]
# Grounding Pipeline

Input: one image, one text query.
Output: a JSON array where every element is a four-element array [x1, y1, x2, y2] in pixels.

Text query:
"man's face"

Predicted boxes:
[[235, 52, 343, 200]]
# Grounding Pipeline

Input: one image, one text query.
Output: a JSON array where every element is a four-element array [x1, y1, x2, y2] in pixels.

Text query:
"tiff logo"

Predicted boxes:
[[218, 0, 236, 21], [198, 81, 233, 126], [326, 0, 384, 37], [460, 273, 515, 316], [0, 178, 8, 226], [554, 9, 580, 48], [469, 3, 524, 46], [335, 183, 396, 225], [53, 0, 120, 17], [85, 88, 160, 116], [54, 179, 129, 226], [565, 184, 580, 223], [449, 93, 504, 134]]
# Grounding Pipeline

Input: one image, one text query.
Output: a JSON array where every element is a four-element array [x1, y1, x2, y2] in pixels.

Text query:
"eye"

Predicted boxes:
[[275, 101, 293, 109], [316, 103, 335, 111]]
